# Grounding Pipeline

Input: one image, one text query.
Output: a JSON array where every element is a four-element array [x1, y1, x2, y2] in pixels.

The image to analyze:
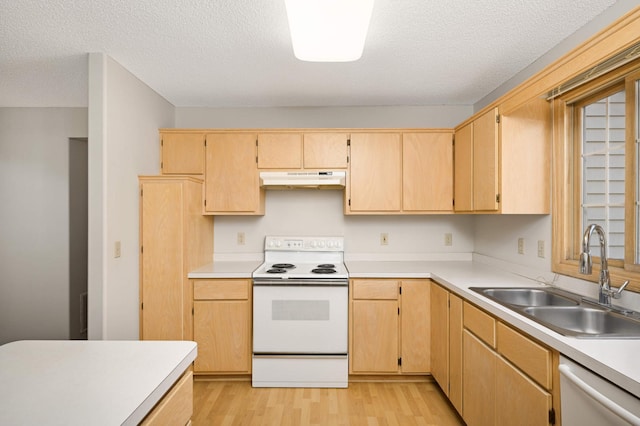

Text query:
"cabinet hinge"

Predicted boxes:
[[452, 198, 455, 207], [204, 139, 207, 147], [398, 307, 400, 315], [398, 358, 402, 366], [549, 408, 556, 425], [347, 138, 351, 146], [496, 193, 501, 203], [160, 138, 163, 146], [141, 303, 143, 310], [140, 246, 143, 254], [496, 114, 501, 124], [140, 188, 143, 197], [399, 286, 402, 295], [348, 199, 351, 206], [204, 199, 207, 207], [192, 307, 194, 315], [160, 161, 163, 170]]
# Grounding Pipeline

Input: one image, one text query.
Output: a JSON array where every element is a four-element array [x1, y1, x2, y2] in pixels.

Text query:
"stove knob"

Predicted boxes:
[[310, 240, 317, 248], [275, 240, 282, 248], [317, 240, 324, 248], [327, 240, 334, 248]]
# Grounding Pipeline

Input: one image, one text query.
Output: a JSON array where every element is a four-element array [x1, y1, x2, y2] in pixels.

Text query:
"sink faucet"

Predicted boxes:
[[579, 224, 629, 306]]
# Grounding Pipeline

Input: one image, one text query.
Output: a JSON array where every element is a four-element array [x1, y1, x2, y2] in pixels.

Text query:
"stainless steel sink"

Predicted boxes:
[[522, 306, 640, 338], [469, 286, 640, 338], [477, 287, 579, 307]]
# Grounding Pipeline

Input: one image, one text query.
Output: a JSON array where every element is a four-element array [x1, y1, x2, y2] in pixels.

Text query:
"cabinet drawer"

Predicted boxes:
[[352, 280, 399, 300], [193, 280, 250, 300], [141, 369, 193, 426], [463, 302, 496, 347], [497, 322, 552, 390]]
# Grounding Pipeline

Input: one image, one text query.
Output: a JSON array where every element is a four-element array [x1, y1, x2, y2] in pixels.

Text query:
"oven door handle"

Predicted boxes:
[[253, 279, 348, 287]]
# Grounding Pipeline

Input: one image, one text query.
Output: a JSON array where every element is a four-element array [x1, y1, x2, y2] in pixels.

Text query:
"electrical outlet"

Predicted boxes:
[[380, 233, 389, 245], [237, 232, 245, 245], [444, 233, 453, 246], [517, 238, 525, 255], [538, 240, 545, 258], [114, 241, 121, 258]]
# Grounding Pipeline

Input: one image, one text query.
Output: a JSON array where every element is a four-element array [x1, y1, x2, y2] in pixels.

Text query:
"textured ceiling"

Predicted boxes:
[[0, 0, 620, 107]]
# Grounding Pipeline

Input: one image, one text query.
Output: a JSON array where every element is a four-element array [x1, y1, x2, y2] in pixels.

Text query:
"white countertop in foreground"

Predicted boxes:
[[0, 340, 197, 426]]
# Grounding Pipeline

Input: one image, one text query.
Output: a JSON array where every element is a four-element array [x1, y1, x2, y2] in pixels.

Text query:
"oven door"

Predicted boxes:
[[253, 282, 348, 354]]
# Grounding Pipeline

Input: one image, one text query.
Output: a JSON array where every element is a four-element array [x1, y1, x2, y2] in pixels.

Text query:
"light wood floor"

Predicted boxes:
[[193, 379, 464, 425]]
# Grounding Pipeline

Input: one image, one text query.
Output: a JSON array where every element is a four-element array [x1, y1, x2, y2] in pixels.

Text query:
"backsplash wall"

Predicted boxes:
[[213, 189, 475, 259]]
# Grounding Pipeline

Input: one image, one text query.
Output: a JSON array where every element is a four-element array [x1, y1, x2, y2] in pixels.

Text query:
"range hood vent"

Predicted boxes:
[[259, 171, 346, 189]]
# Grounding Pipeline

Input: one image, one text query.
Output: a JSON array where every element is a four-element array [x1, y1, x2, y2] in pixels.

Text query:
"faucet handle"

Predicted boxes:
[[612, 280, 630, 299]]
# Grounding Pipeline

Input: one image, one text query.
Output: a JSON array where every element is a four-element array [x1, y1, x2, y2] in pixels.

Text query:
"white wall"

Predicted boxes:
[[0, 107, 88, 344], [175, 105, 471, 129], [88, 54, 174, 340]]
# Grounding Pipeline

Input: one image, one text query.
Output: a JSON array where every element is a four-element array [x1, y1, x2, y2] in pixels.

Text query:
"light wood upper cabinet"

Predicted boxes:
[[160, 132, 205, 175], [347, 133, 402, 213], [403, 132, 453, 212], [204, 133, 264, 215], [256, 132, 348, 170], [303, 132, 349, 169], [454, 123, 473, 212], [454, 98, 550, 214], [193, 279, 252, 374], [257, 133, 303, 169], [350, 279, 430, 375], [139, 176, 213, 341]]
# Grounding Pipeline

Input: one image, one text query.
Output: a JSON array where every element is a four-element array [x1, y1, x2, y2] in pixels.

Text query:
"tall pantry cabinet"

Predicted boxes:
[[139, 176, 213, 341]]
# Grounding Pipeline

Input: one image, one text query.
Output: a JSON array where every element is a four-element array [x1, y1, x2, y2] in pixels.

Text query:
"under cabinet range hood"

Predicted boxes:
[[259, 171, 346, 189]]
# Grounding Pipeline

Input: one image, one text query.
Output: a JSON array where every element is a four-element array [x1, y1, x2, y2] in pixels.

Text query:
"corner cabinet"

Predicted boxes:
[[430, 283, 463, 415], [204, 133, 264, 215], [349, 279, 430, 374], [192, 279, 252, 374], [139, 176, 213, 341], [454, 97, 550, 214]]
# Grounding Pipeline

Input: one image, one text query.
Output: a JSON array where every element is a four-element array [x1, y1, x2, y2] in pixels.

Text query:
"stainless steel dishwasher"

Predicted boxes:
[[559, 356, 640, 425]]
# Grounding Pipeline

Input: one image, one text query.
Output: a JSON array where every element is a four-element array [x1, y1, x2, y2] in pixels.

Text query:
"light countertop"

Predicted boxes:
[[188, 260, 262, 279], [188, 258, 640, 398], [0, 340, 197, 426]]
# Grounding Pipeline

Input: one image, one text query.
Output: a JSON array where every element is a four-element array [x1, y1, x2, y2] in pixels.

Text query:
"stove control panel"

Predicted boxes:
[[265, 236, 344, 251]]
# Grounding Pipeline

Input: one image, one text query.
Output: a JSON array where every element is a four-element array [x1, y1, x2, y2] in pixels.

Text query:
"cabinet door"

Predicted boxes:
[[473, 107, 499, 211], [303, 133, 349, 169], [257, 133, 302, 169], [463, 330, 496, 426], [430, 283, 449, 392], [449, 294, 463, 414], [454, 123, 473, 212], [349, 133, 402, 212], [495, 356, 552, 426], [204, 133, 261, 213], [351, 300, 399, 372], [400, 280, 430, 373], [140, 181, 184, 341], [193, 300, 251, 373], [403, 133, 453, 211], [161, 133, 205, 175]]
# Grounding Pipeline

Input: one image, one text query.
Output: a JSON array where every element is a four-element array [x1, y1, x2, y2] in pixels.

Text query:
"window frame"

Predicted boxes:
[[552, 60, 640, 292]]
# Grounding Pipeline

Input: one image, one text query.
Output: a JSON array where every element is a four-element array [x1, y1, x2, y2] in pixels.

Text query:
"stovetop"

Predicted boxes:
[[253, 236, 348, 280]]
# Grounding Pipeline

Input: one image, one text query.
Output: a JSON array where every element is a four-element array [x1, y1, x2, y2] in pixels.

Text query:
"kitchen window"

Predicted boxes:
[[552, 60, 640, 291]]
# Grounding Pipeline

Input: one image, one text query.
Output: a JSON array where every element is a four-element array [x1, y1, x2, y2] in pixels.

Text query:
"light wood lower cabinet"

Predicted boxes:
[[350, 279, 430, 374], [430, 283, 463, 414], [141, 369, 193, 426], [462, 301, 556, 426], [192, 279, 252, 374]]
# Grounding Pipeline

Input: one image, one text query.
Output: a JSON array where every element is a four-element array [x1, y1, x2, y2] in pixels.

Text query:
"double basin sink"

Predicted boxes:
[[469, 286, 640, 338]]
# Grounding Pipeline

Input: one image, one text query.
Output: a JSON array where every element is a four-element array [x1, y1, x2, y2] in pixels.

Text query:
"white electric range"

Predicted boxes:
[[252, 236, 349, 388]]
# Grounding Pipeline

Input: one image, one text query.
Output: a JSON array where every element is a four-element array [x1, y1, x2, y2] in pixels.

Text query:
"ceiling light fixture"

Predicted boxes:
[[284, 0, 374, 62]]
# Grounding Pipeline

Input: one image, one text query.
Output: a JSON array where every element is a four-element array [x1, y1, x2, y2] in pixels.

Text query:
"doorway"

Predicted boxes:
[[69, 137, 88, 340]]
